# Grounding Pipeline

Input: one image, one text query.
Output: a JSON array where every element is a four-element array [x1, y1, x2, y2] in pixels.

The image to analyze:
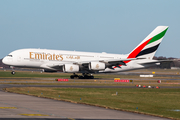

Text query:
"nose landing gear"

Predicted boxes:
[[10, 66, 15, 75], [11, 71, 15, 75]]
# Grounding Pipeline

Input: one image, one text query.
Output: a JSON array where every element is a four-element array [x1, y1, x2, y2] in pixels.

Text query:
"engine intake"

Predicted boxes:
[[89, 62, 105, 71]]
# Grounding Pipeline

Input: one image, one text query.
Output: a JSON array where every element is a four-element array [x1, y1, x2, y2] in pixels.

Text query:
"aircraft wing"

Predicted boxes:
[[40, 58, 140, 71], [138, 60, 174, 65], [101, 58, 137, 65], [78, 58, 140, 68], [43, 59, 173, 70], [78, 58, 137, 64]]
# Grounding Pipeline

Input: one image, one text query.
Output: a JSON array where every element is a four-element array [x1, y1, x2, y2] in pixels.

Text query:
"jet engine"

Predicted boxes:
[[43, 69, 57, 73], [89, 62, 105, 71], [63, 64, 79, 73]]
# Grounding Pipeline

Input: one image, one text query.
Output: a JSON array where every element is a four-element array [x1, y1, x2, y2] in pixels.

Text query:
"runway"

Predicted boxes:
[[0, 84, 171, 120]]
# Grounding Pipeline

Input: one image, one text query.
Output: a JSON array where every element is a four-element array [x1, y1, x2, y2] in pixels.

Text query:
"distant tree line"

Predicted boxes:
[[152, 56, 180, 69]]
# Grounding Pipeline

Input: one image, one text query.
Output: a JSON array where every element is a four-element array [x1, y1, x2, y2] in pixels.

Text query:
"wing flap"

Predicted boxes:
[[138, 60, 173, 65]]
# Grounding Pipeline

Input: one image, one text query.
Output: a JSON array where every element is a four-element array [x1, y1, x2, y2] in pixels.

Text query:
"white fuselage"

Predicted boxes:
[[2, 48, 157, 73]]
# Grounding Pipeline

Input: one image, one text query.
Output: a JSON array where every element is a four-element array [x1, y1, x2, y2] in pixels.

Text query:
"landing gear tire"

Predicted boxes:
[[70, 73, 79, 79], [70, 75, 74, 79], [90, 76, 94, 79], [78, 76, 84, 79], [82, 73, 94, 79], [11, 71, 15, 75], [70, 73, 94, 79]]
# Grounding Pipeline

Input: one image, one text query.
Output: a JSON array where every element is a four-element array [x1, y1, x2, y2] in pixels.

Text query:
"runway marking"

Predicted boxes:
[[0, 101, 67, 118], [19, 114, 49, 116], [0, 107, 17, 109]]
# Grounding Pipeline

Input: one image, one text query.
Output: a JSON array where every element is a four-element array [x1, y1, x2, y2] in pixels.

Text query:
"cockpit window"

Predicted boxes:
[[7, 55, 13, 57]]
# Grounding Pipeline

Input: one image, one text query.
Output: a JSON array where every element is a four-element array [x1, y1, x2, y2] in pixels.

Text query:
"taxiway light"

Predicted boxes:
[[157, 80, 161, 83], [156, 86, 160, 89]]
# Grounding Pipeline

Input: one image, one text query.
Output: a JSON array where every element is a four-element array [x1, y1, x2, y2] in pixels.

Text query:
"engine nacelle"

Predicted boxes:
[[63, 64, 79, 73], [43, 69, 57, 73], [89, 62, 105, 71]]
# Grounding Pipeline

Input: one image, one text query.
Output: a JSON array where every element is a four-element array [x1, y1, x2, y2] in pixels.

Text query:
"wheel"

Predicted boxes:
[[70, 75, 74, 79], [78, 76, 84, 79], [90, 76, 94, 79], [74, 74, 79, 78], [11, 71, 15, 75], [84, 75, 89, 79]]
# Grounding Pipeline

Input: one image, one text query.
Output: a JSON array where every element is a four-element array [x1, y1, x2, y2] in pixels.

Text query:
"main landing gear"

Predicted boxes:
[[70, 73, 94, 79]]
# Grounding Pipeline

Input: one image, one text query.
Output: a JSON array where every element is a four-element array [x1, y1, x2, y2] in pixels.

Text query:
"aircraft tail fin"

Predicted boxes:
[[127, 26, 168, 59]]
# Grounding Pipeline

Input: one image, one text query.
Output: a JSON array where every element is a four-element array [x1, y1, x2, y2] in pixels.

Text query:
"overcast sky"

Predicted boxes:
[[0, 0, 179, 59]]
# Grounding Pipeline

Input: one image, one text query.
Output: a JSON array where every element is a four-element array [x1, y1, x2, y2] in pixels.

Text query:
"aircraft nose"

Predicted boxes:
[[2, 57, 7, 64], [2, 57, 9, 65]]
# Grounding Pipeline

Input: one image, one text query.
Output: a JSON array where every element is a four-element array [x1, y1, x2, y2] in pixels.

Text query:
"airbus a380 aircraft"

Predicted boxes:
[[3, 26, 168, 79]]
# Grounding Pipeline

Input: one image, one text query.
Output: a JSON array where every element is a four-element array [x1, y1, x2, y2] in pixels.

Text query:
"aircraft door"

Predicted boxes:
[[17, 56, 21, 62]]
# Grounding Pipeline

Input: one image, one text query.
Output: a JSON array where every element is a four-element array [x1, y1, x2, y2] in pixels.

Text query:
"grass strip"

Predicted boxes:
[[1, 69, 180, 78], [5, 87, 180, 120]]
